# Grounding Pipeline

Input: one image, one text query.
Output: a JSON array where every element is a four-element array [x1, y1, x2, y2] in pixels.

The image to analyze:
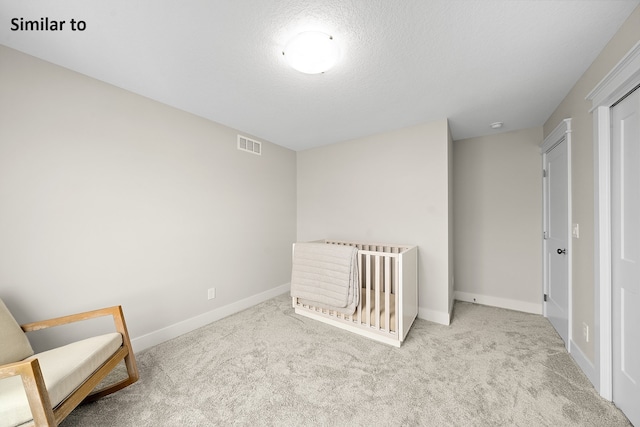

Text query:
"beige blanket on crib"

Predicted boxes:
[[290, 243, 359, 315]]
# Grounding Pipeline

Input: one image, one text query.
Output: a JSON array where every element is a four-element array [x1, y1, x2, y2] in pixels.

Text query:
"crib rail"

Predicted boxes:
[[323, 239, 411, 254]]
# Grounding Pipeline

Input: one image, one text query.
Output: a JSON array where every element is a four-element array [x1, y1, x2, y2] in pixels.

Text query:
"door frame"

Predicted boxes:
[[587, 40, 640, 400], [541, 118, 572, 351]]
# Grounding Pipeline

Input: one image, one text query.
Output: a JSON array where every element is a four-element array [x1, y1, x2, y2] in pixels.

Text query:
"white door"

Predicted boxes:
[[544, 138, 569, 347], [611, 87, 640, 426]]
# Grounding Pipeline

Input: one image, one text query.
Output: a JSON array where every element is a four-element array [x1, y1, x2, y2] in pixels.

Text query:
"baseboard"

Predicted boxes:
[[131, 283, 291, 353], [454, 291, 542, 315], [569, 339, 598, 390], [418, 307, 451, 326]]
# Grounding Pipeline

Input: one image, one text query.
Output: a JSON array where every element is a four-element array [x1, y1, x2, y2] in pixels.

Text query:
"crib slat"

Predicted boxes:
[[366, 253, 371, 327], [385, 255, 391, 332], [393, 252, 402, 334], [374, 255, 381, 329], [358, 253, 364, 324]]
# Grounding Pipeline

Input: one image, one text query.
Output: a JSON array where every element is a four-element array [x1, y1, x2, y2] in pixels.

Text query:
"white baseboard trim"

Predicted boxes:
[[454, 291, 542, 315], [131, 283, 291, 353], [418, 307, 451, 326], [569, 339, 598, 390]]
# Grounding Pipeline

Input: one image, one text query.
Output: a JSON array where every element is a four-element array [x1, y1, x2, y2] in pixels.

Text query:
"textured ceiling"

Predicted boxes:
[[1, 1, 639, 151]]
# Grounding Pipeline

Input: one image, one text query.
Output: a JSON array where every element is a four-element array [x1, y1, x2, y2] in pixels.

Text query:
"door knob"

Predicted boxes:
[[557, 248, 567, 255]]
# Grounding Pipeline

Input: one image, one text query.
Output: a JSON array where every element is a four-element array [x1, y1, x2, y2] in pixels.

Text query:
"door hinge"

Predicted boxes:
[[544, 294, 548, 302], [543, 231, 547, 240], [543, 169, 547, 178]]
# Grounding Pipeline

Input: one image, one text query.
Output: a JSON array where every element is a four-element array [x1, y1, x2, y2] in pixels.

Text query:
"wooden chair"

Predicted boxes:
[[0, 299, 139, 427]]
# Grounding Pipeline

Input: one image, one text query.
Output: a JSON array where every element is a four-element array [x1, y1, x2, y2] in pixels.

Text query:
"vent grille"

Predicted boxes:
[[237, 135, 262, 155]]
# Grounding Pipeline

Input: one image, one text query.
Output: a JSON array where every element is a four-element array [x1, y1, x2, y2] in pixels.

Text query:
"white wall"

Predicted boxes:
[[296, 120, 453, 324], [453, 128, 543, 314], [0, 46, 297, 352], [544, 5, 640, 366]]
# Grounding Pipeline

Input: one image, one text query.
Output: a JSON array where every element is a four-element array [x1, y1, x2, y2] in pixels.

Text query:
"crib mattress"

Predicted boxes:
[[359, 289, 396, 331]]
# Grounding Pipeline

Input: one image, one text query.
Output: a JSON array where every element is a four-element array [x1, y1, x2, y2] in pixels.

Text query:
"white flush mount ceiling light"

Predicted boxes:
[[490, 122, 504, 129], [282, 31, 340, 74]]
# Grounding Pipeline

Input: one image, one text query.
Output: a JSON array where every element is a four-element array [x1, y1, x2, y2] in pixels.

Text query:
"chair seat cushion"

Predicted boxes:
[[0, 332, 122, 427]]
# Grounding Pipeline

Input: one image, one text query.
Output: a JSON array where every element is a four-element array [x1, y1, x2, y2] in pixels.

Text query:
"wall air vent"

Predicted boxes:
[[237, 135, 262, 156]]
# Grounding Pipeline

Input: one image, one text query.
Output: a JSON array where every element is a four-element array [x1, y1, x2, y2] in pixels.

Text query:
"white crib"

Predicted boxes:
[[291, 240, 418, 347]]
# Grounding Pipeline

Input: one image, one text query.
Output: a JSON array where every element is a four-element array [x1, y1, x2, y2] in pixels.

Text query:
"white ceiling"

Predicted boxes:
[[1, 1, 639, 151]]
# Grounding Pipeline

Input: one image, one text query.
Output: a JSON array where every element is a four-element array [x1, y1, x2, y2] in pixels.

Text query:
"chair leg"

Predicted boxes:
[[21, 359, 57, 426]]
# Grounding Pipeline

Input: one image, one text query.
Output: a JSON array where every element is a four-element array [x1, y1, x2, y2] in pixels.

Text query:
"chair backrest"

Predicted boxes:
[[0, 298, 34, 364]]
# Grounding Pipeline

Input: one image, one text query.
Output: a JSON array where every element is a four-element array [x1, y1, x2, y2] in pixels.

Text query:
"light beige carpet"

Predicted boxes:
[[61, 294, 630, 426]]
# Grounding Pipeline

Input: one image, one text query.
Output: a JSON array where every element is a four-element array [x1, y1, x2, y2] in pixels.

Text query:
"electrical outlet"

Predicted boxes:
[[207, 288, 216, 300], [583, 322, 589, 343]]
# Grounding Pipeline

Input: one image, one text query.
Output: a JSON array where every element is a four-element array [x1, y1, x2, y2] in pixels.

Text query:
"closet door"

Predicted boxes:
[[611, 87, 640, 426]]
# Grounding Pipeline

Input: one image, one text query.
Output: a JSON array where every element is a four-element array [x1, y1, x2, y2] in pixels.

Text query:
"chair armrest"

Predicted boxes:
[[0, 358, 38, 381], [21, 306, 124, 333], [21, 306, 132, 346], [0, 358, 56, 426]]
